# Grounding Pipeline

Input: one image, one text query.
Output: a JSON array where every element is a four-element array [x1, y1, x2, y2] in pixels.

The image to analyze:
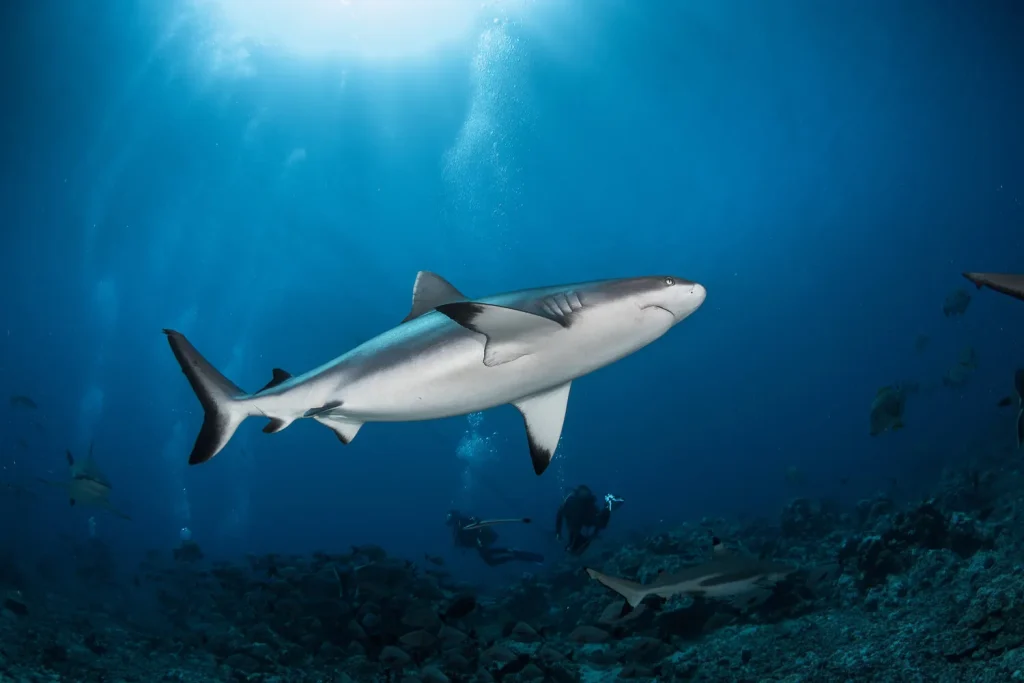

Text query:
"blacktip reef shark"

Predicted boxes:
[[585, 538, 834, 614], [164, 272, 706, 474], [37, 443, 131, 520]]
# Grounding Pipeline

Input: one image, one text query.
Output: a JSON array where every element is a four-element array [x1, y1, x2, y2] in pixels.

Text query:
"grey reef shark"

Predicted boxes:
[[38, 443, 131, 520], [164, 271, 706, 474]]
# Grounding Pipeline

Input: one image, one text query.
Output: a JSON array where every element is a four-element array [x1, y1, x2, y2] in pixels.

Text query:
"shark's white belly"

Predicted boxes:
[[333, 305, 673, 422]]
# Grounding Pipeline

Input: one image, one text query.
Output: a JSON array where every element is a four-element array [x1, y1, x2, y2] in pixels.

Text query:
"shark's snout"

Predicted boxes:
[[668, 281, 706, 320], [690, 283, 707, 307]]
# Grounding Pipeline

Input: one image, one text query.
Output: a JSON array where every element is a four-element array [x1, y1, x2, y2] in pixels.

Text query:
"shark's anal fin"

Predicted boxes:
[[313, 415, 363, 444], [403, 272, 467, 323], [263, 418, 291, 434], [304, 401, 343, 418], [437, 302, 567, 367], [257, 369, 293, 394], [512, 382, 571, 475]]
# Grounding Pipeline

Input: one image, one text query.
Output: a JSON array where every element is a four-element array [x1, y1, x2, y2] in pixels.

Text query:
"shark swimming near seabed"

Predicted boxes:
[[586, 537, 839, 614], [37, 443, 131, 520], [164, 271, 707, 474]]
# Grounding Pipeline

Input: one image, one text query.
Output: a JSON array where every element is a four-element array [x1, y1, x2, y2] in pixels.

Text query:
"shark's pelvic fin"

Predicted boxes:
[[163, 329, 253, 465], [585, 568, 648, 608], [303, 401, 343, 418], [257, 368, 293, 394], [437, 302, 567, 367], [403, 271, 467, 323], [313, 415, 364, 444], [513, 382, 571, 475]]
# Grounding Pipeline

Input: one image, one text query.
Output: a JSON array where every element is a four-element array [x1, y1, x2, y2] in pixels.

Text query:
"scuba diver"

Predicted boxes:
[[446, 510, 544, 567], [555, 485, 625, 555]]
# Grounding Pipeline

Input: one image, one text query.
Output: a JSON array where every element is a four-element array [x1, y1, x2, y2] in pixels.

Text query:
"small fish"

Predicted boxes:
[[423, 553, 445, 566], [870, 385, 906, 436], [9, 395, 37, 409], [942, 288, 971, 317], [998, 396, 1013, 408], [441, 594, 477, 622]]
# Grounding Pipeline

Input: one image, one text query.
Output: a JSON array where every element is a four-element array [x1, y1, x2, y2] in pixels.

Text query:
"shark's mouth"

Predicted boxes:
[[642, 305, 675, 318]]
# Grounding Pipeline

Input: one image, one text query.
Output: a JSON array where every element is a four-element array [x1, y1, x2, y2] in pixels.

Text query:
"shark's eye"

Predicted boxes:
[[665, 277, 674, 286]]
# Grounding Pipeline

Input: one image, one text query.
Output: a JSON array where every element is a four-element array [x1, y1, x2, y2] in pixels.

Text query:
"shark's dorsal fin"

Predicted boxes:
[[257, 368, 292, 393], [512, 382, 571, 475], [437, 302, 567, 367], [403, 271, 467, 323]]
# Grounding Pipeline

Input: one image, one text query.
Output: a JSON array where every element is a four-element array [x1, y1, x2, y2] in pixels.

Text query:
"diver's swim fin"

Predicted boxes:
[[462, 517, 531, 530]]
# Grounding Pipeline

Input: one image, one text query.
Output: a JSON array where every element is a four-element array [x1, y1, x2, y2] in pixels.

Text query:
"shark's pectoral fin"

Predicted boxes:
[[513, 382, 571, 475], [314, 415, 363, 445], [257, 368, 293, 394], [437, 302, 567, 367], [724, 588, 773, 611], [585, 567, 648, 608], [403, 272, 468, 323]]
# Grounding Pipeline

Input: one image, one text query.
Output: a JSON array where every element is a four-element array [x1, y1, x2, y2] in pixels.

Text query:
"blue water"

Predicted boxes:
[[2, 0, 1022, 590]]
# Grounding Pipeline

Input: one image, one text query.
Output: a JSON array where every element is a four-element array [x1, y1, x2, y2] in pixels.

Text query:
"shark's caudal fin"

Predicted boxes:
[[585, 568, 648, 608], [163, 329, 251, 465]]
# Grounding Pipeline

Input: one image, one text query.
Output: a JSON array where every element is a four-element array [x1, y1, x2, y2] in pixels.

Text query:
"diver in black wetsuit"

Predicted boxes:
[[555, 485, 624, 555], [446, 510, 544, 566]]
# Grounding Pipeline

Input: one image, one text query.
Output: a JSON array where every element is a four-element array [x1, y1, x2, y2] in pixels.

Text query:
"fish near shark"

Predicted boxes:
[[37, 443, 131, 520], [164, 271, 707, 474], [585, 538, 800, 614]]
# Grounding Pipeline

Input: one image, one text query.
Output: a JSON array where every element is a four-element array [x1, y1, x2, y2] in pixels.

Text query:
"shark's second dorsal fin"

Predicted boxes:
[[403, 272, 467, 323], [257, 368, 293, 393]]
